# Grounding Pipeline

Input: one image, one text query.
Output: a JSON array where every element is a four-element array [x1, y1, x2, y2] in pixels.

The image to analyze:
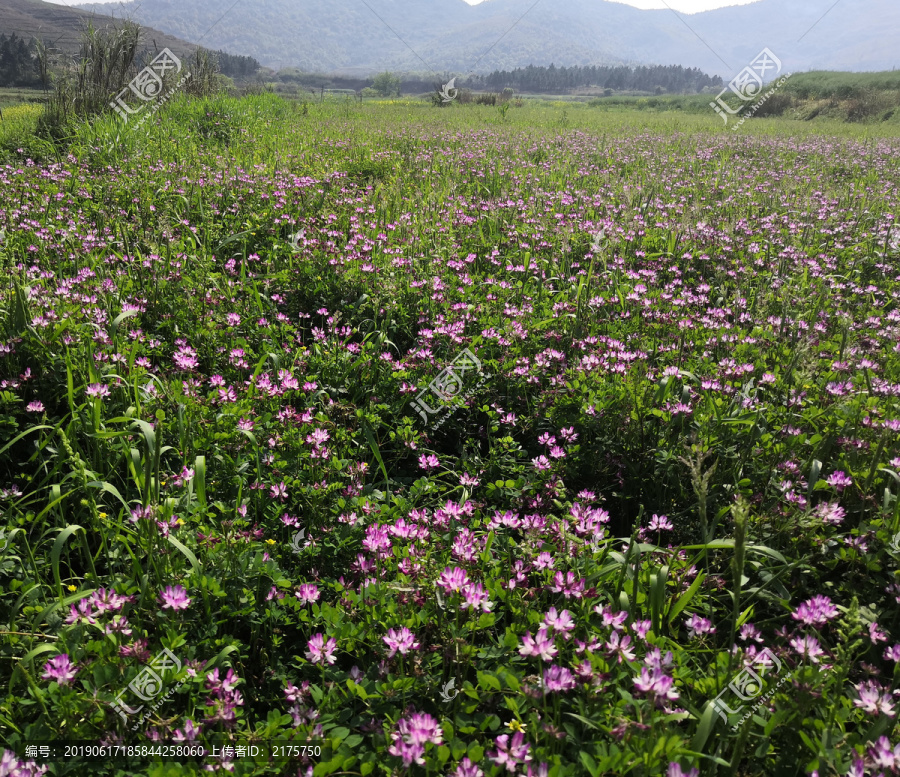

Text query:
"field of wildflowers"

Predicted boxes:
[[0, 94, 899, 777]]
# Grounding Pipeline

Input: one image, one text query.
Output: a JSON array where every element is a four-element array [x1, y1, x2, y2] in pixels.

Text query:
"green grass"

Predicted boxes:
[[783, 69, 900, 99], [0, 86, 45, 109]]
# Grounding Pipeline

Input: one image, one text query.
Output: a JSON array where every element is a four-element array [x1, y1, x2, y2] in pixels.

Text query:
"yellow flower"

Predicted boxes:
[[265, 538, 276, 545], [176, 518, 185, 526], [67, 585, 77, 592], [98, 512, 107, 519], [508, 720, 524, 732]]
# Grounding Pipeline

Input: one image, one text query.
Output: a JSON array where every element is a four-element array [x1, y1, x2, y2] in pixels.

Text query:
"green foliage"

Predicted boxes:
[[371, 71, 402, 97], [0, 94, 898, 777]]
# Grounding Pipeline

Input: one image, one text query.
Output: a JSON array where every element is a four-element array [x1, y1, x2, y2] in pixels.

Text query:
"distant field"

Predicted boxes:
[[0, 86, 45, 109]]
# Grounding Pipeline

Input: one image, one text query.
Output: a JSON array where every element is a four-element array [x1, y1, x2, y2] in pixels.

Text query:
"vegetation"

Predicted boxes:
[[371, 72, 402, 98], [468, 63, 723, 95], [34, 22, 222, 140], [0, 34, 41, 89], [211, 50, 261, 80], [0, 90, 899, 777]]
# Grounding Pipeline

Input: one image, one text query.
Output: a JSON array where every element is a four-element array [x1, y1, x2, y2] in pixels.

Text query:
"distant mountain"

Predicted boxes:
[[0, 0, 200, 61], [64, 0, 900, 77]]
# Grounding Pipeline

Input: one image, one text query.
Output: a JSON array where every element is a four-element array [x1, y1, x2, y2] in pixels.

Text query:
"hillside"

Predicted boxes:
[[0, 0, 200, 60], [73, 0, 900, 76]]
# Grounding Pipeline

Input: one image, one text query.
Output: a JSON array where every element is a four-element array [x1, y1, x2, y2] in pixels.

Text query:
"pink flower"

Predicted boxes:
[[606, 631, 636, 663], [64, 598, 96, 625], [868, 622, 888, 643], [542, 664, 577, 692], [519, 628, 558, 662], [305, 633, 337, 665], [812, 502, 845, 525], [740, 623, 763, 643], [41, 654, 79, 686], [543, 607, 575, 637], [489, 732, 531, 773], [826, 471, 852, 491], [26, 401, 44, 412], [388, 710, 442, 767], [868, 736, 900, 770], [295, 584, 320, 605], [668, 764, 699, 777], [159, 585, 191, 610], [790, 635, 825, 664], [437, 566, 470, 594], [633, 668, 679, 701], [791, 595, 839, 626], [452, 757, 484, 777], [0, 749, 47, 776], [549, 571, 585, 599], [461, 581, 493, 612], [418, 454, 440, 471], [85, 383, 110, 399], [685, 614, 715, 638], [531, 455, 551, 471], [648, 513, 673, 531], [383, 627, 420, 658], [632, 619, 652, 640], [172, 719, 200, 742], [853, 680, 895, 717], [90, 587, 130, 614]]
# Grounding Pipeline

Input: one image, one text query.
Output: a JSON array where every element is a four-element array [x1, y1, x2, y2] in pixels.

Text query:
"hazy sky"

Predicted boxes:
[[47, 0, 761, 12]]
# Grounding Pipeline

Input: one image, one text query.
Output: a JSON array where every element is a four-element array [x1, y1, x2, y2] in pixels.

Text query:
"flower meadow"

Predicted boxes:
[[0, 94, 899, 777]]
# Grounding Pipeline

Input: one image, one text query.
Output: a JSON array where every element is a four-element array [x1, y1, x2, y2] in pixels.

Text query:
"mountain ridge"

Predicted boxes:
[[0, 0, 201, 61], [23, 0, 900, 78]]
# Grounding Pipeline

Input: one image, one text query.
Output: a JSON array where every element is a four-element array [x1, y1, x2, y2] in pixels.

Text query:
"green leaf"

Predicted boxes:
[[329, 726, 350, 741], [477, 671, 501, 691], [51, 525, 85, 599], [10, 643, 58, 692], [203, 644, 240, 672], [0, 425, 53, 459], [167, 535, 200, 574], [579, 751, 600, 776], [110, 308, 140, 337], [690, 700, 718, 753], [565, 713, 601, 731], [667, 570, 705, 625], [194, 455, 207, 511], [87, 480, 130, 512]]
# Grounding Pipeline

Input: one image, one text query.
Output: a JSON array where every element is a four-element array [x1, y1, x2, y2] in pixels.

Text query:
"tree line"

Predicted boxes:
[[213, 50, 260, 79], [0, 34, 41, 88], [467, 63, 723, 94], [0, 33, 260, 88]]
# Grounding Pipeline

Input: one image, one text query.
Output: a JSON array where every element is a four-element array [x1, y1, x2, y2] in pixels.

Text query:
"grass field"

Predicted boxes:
[[0, 92, 899, 777]]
